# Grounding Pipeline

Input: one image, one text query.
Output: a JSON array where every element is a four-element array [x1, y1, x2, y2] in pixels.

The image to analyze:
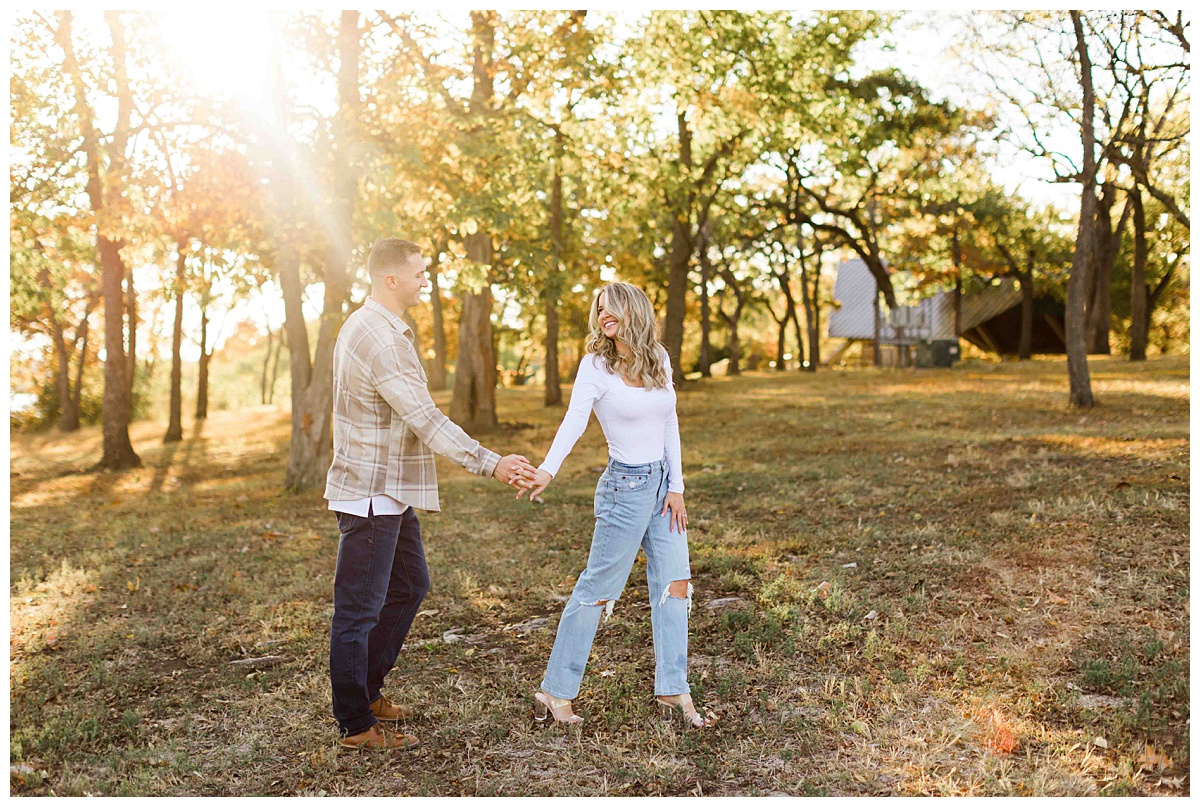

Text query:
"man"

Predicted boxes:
[[324, 237, 535, 751]]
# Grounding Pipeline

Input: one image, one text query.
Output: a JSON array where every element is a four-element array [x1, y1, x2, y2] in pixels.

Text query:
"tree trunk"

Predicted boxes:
[[544, 296, 562, 405], [268, 327, 284, 404], [196, 301, 210, 421], [1145, 262, 1178, 344], [260, 327, 275, 405], [773, 232, 805, 370], [773, 310, 787, 370], [1067, 11, 1096, 408], [696, 233, 714, 377], [718, 307, 742, 376], [1085, 200, 1114, 355], [165, 242, 187, 441], [39, 286, 93, 432], [662, 112, 694, 386], [1128, 186, 1149, 361], [56, 11, 139, 468], [278, 11, 359, 491], [278, 252, 325, 488], [449, 245, 498, 431], [716, 263, 745, 376], [1018, 260, 1034, 362], [427, 245, 448, 391], [544, 129, 565, 406], [1087, 188, 1132, 355], [795, 226, 818, 372], [65, 307, 91, 431], [126, 260, 138, 410], [49, 316, 74, 431], [98, 238, 140, 467], [446, 12, 500, 428], [808, 240, 824, 369]]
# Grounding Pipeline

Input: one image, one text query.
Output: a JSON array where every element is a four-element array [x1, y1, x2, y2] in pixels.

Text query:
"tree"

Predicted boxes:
[[710, 248, 750, 376], [1103, 11, 1190, 360], [623, 11, 775, 383], [1065, 11, 1099, 407], [792, 225, 831, 371], [273, 12, 360, 487], [12, 22, 100, 432], [964, 11, 1179, 402], [966, 11, 1145, 404], [52, 11, 148, 467], [10, 213, 100, 431], [259, 11, 362, 490], [377, 11, 534, 429], [974, 195, 1073, 360], [154, 132, 263, 440]]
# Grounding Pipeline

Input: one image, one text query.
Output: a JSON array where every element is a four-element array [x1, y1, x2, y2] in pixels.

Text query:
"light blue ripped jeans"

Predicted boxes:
[[540, 456, 693, 700]]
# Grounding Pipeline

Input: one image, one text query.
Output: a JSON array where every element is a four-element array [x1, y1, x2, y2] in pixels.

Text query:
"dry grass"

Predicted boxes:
[[9, 355, 1189, 795]]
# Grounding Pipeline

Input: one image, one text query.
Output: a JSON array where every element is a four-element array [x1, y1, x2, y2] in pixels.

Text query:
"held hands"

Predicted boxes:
[[517, 469, 553, 502], [493, 455, 537, 491], [663, 491, 688, 533]]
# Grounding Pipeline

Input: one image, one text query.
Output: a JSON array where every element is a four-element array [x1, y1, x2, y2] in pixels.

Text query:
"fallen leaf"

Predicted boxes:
[[1159, 776, 1184, 789], [980, 708, 1018, 754], [1138, 743, 1174, 773], [127, 576, 140, 592], [229, 655, 286, 670]]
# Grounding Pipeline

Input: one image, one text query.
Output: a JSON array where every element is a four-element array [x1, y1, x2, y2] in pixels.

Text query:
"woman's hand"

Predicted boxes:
[[518, 468, 553, 502], [663, 491, 688, 533]]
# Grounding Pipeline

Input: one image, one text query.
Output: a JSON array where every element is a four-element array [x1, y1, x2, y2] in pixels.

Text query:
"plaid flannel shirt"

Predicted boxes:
[[324, 298, 500, 511]]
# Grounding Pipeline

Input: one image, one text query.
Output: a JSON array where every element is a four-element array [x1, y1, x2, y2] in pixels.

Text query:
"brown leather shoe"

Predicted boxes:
[[370, 695, 414, 722], [338, 724, 419, 752]]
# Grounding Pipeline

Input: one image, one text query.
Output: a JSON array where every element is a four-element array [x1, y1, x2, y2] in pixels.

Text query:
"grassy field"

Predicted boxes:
[[9, 356, 1190, 795]]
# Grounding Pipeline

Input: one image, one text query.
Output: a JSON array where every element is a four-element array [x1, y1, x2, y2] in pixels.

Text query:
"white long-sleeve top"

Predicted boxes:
[[538, 347, 684, 493]]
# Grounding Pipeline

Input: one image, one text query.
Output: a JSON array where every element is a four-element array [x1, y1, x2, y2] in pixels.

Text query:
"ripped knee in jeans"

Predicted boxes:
[[587, 598, 617, 622], [657, 580, 694, 614]]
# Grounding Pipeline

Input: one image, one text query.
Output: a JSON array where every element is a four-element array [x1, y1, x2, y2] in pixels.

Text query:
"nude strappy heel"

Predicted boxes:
[[655, 693, 717, 728], [534, 691, 584, 725]]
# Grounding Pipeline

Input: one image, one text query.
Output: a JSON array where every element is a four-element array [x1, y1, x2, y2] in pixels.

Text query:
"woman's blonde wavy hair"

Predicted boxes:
[[586, 282, 670, 391]]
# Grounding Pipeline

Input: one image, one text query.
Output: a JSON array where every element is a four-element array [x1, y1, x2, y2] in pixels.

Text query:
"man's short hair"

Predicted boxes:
[[367, 238, 422, 279]]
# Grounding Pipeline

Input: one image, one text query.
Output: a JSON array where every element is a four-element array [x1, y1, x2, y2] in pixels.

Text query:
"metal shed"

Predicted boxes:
[[826, 258, 1066, 364]]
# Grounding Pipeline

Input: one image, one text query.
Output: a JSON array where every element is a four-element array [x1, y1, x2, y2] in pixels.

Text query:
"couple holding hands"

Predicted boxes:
[[324, 238, 716, 751]]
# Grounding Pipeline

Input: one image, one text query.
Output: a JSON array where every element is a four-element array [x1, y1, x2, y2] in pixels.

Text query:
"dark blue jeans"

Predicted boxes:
[[329, 505, 430, 736]]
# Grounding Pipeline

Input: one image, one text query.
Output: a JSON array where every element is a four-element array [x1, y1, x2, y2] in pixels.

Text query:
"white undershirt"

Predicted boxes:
[[538, 348, 684, 493], [328, 494, 409, 517]]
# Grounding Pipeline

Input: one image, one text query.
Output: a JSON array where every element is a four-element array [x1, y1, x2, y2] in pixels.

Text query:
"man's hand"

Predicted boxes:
[[517, 469, 553, 502], [493, 454, 536, 490], [662, 491, 688, 533]]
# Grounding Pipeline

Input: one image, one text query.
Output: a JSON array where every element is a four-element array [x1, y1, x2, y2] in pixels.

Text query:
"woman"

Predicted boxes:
[[520, 282, 716, 728]]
